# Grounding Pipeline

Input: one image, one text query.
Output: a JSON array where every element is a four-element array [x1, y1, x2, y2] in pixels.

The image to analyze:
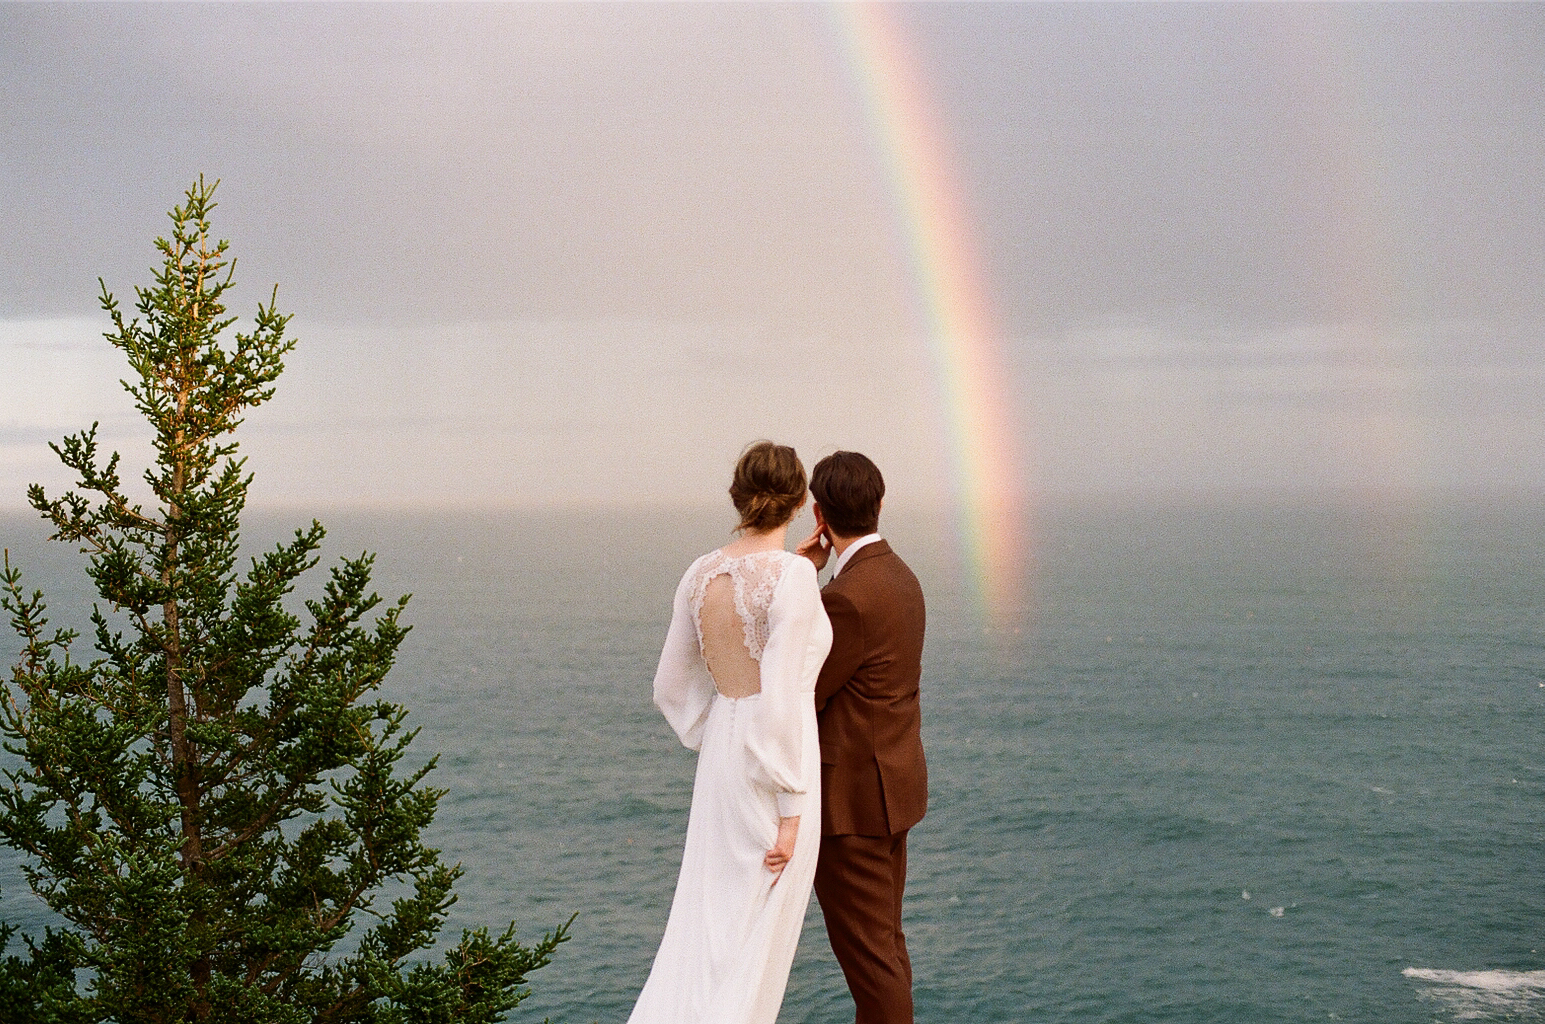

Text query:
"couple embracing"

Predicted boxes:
[[629, 443, 926, 1024]]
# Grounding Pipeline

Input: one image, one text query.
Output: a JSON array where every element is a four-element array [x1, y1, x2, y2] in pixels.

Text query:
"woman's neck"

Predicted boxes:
[[722, 523, 789, 556]]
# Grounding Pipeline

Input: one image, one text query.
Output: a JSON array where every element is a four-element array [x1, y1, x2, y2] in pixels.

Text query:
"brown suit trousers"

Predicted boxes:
[[813, 540, 927, 1024]]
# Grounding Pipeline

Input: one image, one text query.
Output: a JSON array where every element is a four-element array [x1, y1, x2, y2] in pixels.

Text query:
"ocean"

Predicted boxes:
[[1, 495, 1541, 1023]]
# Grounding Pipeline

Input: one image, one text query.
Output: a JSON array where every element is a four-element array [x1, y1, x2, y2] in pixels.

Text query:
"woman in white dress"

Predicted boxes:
[[628, 442, 833, 1024]]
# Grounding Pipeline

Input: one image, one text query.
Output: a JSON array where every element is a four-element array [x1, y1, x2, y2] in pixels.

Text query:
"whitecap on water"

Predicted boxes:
[[1403, 967, 1545, 1020]]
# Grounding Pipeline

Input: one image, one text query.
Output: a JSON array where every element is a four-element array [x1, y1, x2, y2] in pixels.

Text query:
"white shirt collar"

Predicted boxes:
[[832, 533, 883, 577]]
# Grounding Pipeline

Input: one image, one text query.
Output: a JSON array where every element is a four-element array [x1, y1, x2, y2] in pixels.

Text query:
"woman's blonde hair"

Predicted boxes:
[[729, 441, 807, 533]]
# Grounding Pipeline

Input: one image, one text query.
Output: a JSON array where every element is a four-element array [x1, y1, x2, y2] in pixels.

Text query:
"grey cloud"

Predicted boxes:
[[916, 3, 1545, 333], [4, 4, 1543, 502], [1, 4, 900, 332]]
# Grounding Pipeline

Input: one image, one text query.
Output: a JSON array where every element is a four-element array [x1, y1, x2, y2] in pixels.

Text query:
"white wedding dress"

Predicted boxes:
[[628, 549, 832, 1024]]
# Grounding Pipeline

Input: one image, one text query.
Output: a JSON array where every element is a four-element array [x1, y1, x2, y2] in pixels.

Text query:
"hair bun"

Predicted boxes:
[[729, 441, 807, 533]]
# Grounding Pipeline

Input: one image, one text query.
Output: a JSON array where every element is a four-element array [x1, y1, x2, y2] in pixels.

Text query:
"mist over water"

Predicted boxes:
[[1, 495, 1541, 1023]]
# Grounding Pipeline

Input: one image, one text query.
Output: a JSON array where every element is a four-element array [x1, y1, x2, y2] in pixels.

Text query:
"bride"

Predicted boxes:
[[628, 442, 833, 1024]]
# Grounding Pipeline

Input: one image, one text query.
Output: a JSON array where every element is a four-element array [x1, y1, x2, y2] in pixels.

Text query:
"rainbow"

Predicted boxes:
[[833, 2, 1027, 626]]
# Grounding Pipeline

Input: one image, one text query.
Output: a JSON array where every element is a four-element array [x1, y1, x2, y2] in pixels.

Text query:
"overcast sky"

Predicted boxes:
[[3, 2, 1543, 511]]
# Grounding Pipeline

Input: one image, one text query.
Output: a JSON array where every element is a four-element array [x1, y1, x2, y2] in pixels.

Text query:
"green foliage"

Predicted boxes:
[[0, 179, 568, 1023]]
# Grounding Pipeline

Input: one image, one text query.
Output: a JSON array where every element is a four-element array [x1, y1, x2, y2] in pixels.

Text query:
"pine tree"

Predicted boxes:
[[0, 178, 568, 1023]]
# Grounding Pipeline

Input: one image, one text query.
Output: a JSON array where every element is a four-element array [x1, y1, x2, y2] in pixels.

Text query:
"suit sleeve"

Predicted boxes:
[[815, 586, 865, 711], [749, 557, 828, 817], [652, 562, 715, 751]]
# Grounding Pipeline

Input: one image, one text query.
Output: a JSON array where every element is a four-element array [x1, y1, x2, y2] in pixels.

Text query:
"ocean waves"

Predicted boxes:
[[1, 501, 1542, 1022], [1403, 968, 1545, 1021]]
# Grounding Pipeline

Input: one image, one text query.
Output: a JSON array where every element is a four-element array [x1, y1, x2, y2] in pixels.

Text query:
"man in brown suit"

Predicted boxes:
[[797, 451, 926, 1024]]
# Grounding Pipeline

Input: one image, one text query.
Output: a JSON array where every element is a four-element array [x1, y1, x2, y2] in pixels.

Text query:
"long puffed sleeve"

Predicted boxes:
[[747, 556, 832, 817], [653, 559, 716, 751]]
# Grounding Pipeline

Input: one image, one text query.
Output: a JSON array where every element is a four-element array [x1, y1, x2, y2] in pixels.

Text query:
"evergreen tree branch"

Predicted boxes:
[[2, 178, 569, 1023]]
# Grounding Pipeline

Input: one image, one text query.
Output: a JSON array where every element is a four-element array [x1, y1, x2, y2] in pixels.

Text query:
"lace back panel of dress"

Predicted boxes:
[[689, 551, 787, 664]]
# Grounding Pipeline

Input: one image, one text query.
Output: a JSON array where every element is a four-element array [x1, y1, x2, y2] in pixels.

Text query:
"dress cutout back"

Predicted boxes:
[[688, 550, 786, 699]]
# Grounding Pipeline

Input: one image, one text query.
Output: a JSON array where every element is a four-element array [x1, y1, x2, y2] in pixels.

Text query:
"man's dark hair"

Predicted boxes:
[[810, 451, 885, 537]]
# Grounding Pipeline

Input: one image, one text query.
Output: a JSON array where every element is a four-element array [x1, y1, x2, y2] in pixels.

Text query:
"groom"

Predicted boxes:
[[797, 451, 927, 1024]]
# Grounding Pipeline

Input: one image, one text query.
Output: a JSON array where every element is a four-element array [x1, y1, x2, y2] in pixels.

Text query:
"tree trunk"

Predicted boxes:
[[164, 453, 210, 1019]]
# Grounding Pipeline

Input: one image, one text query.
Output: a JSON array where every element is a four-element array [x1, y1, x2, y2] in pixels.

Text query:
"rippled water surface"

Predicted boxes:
[[2, 497, 1541, 1022]]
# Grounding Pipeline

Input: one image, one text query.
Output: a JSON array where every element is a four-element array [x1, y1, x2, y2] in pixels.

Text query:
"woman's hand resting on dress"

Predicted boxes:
[[765, 815, 800, 883]]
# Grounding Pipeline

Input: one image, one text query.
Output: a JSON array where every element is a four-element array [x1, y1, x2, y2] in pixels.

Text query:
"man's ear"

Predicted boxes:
[[812, 502, 826, 529]]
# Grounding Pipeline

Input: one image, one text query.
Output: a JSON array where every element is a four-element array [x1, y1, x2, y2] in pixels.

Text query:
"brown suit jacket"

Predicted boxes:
[[815, 539, 928, 837]]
